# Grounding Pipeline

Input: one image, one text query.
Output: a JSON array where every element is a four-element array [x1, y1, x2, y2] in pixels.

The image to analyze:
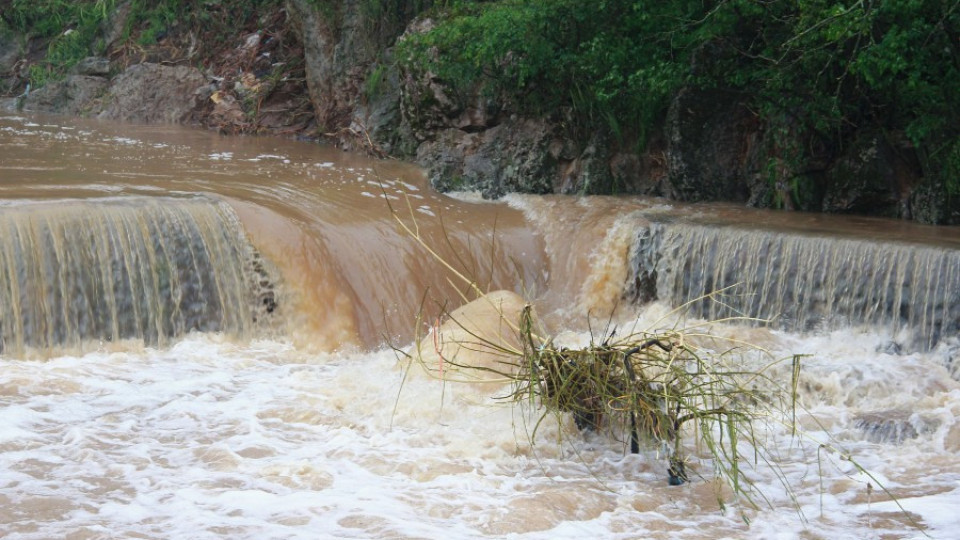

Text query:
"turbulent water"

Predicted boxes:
[[1, 114, 959, 539], [632, 222, 960, 351], [0, 196, 277, 355]]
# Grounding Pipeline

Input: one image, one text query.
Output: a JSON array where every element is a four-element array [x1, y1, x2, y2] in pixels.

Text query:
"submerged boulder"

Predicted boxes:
[[411, 290, 532, 385]]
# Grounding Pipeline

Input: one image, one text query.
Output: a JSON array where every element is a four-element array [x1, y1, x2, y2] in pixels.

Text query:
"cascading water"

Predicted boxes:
[[629, 221, 960, 351], [2, 115, 960, 539], [0, 196, 278, 354]]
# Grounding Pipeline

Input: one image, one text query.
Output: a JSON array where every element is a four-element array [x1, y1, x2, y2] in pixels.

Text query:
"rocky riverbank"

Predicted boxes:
[[1, 1, 955, 224]]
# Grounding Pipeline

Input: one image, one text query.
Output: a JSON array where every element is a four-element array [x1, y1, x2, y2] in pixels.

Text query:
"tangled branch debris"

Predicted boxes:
[[509, 305, 793, 491]]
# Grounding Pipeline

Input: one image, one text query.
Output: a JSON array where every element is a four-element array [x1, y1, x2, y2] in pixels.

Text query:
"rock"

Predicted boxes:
[[100, 1, 133, 51], [610, 148, 665, 196], [665, 88, 756, 202], [415, 132, 469, 190], [410, 290, 532, 386], [854, 410, 937, 444], [399, 68, 464, 142], [938, 339, 960, 381], [99, 63, 208, 123], [287, 0, 361, 131], [286, 0, 412, 134], [350, 61, 406, 155], [0, 30, 22, 75], [822, 133, 912, 216], [394, 25, 577, 197], [742, 118, 837, 212], [70, 57, 111, 77], [0, 29, 24, 96], [417, 118, 558, 198], [22, 75, 109, 116], [558, 131, 614, 195], [453, 94, 500, 133], [625, 224, 661, 305], [910, 179, 956, 225]]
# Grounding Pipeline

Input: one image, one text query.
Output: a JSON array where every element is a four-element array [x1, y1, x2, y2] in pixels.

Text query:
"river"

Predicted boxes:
[[0, 113, 958, 539]]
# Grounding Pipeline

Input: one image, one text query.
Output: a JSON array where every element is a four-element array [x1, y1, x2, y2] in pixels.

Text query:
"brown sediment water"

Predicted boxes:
[[506, 194, 960, 350], [0, 114, 548, 352], [1, 113, 959, 539], [0, 196, 272, 355], [2, 114, 959, 352]]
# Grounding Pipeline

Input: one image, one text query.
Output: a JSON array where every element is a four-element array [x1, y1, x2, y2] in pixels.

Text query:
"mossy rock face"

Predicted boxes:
[[417, 118, 558, 198], [558, 131, 615, 195], [823, 133, 905, 217], [910, 179, 960, 225], [354, 62, 408, 155], [665, 87, 756, 202], [288, 0, 423, 134], [399, 67, 464, 141]]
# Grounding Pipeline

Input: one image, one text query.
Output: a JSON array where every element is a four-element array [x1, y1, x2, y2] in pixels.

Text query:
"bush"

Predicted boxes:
[[396, 0, 689, 146], [397, 0, 960, 194], [2, 0, 117, 86], [1, 0, 287, 87]]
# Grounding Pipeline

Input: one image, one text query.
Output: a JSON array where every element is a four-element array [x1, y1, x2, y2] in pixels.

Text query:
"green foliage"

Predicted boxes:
[[364, 63, 387, 100], [2, 0, 290, 87], [128, 1, 180, 46], [398, 0, 960, 193], [943, 139, 960, 196], [1, 0, 117, 87], [2, 0, 107, 38], [720, 0, 959, 206], [28, 29, 89, 87], [127, 0, 281, 46], [701, 1, 959, 149], [359, 0, 434, 44], [396, 0, 688, 145]]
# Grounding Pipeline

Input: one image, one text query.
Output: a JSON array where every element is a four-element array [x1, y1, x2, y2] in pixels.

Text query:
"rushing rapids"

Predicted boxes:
[[630, 222, 960, 351], [1, 114, 959, 539]]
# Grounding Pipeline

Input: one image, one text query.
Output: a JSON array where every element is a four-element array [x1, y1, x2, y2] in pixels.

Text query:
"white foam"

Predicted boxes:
[[0, 323, 956, 538]]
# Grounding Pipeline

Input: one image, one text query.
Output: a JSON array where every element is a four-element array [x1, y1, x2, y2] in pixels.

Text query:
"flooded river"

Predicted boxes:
[[0, 114, 958, 539]]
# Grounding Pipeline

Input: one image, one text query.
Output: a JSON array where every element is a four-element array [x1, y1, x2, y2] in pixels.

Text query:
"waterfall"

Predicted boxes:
[[0, 197, 278, 354], [629, 222, 960, 350]]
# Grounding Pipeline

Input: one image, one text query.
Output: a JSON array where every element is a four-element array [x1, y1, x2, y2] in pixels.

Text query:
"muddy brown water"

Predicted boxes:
[[3, 113, 958, 354], [0, 114, 549, 352], [1, 113, 960, 539]]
